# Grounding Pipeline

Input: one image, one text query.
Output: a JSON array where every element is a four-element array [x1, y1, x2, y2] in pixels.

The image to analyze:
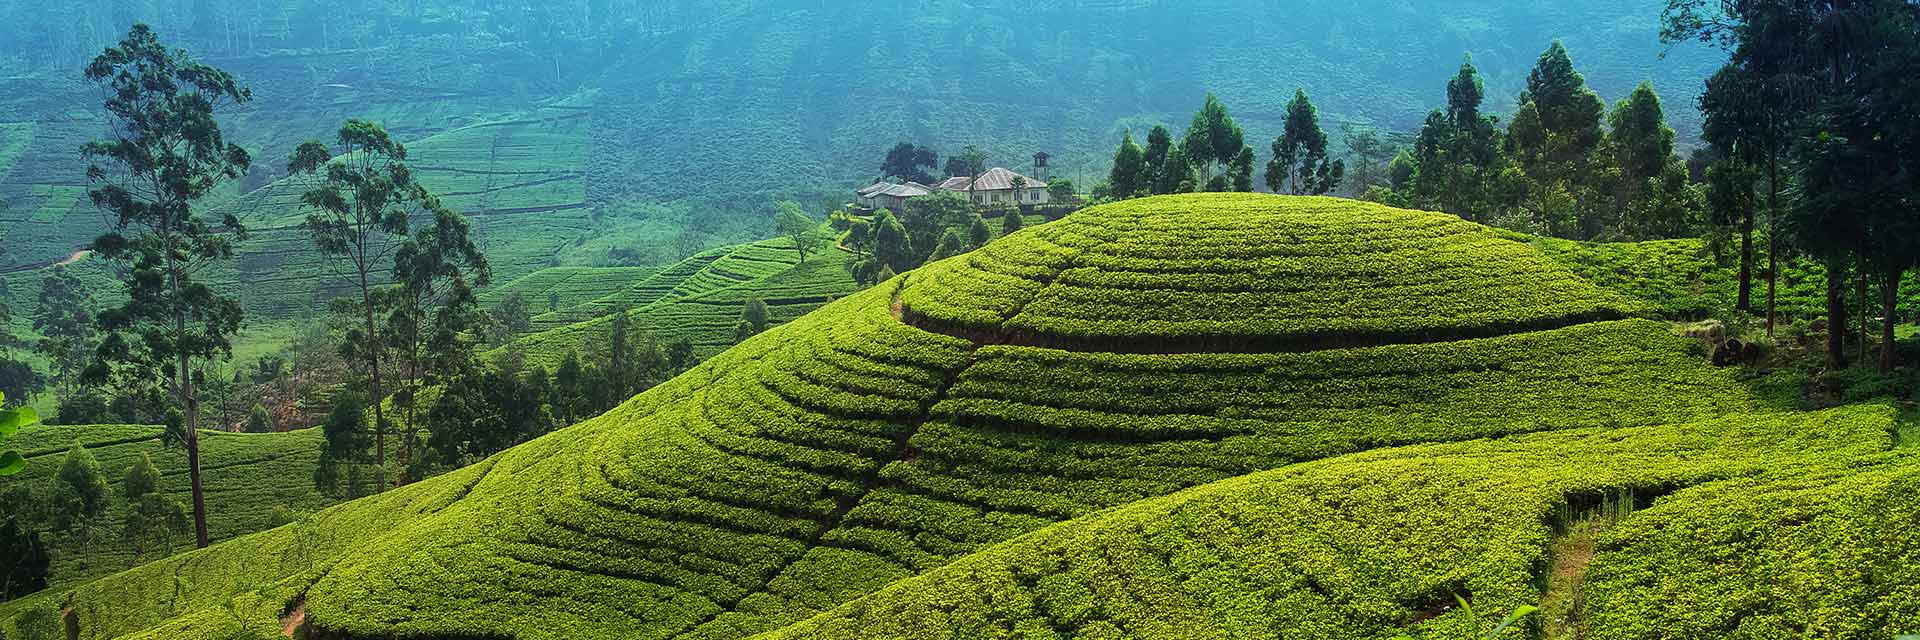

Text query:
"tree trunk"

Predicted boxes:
[[1858, 269, 1870, 365], [1826, 259, 1849, 370], [362, 270, 388, 491], [1883, 268, 1903, 373], [178, 287, 210, 549], [1765, 158, 1779, 337], [1736, 208, 1753, 311]]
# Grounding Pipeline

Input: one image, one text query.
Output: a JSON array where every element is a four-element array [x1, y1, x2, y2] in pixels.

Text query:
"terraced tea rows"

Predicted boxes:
[[767, 407, 1909, 640], [7, 194, 1914, 640], [480, 266, 664, 312], [509, 240, 859, 369], [900, 195, 1642, 350]]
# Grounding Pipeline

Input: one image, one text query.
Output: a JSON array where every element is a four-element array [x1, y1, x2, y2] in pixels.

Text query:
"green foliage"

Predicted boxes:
[[0, 391, 32, 477], [121, 453, 189, 562], [50, 443, 107, 529], [29, 266, 94, 396], [243, 405, 273, 434], [1180, 94, 1251, 191], [1267, 88, 1345, 195], [880, 142, 938, 185], [767, 408, 1901, 640], [81, 23, 254, 549], [1108, 130, 1146, 199], [775, 202, 823, 263]]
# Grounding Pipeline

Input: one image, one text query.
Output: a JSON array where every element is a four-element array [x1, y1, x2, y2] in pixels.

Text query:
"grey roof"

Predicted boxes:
[[963, 167, 1047, 191], [867, 182, 933, 199]]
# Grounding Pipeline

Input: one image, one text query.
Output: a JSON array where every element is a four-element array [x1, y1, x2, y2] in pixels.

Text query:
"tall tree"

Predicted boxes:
[[386, 207, 490, 482], [79, 24, 252, 548], [288, 119, 424, 489], [1142, 125, 1174, 195], [1108, 130, 1146, 199], [32, 267, 96, 397], [1267, 89, 1344, 195], [881, 142, 938, 185], [775, 201, 821, 262], [1514, 42, 1606, 170], [1180, 94, 1251, 192], [1608, 82, 1678, 186], [1411, 56, 1504, 220], [944, 145, 987, 179]]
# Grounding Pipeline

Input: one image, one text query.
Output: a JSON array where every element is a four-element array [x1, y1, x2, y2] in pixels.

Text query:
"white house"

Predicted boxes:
[[855, 181, 934, 212], [934, 167, 1050, 207]]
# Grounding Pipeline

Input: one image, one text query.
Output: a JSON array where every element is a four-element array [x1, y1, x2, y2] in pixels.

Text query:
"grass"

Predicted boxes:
[[5, 194, 1916, 640]]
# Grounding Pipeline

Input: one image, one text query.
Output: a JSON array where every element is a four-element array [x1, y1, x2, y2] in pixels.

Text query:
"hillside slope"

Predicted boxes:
[[7, 194, 1913, 640]]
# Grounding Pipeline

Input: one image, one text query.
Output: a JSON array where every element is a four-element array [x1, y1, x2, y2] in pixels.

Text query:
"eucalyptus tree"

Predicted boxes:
[[1142, 125, 1174, 195], [33, 267, 96, 397], [386, 206, 490, 482], [78, 24, 252, 548], [1180, 94, 1252, 192], [1108, 130, 1146, 199], [1267, 89, 1344, 195], [288, 119, 429, 488]]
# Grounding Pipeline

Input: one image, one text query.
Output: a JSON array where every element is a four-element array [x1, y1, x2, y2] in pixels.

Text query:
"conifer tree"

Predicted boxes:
[[79, 24, 251, 548]]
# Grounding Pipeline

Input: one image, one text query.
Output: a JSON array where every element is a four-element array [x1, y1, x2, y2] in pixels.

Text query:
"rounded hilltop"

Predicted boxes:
[[13, 194, 1917, 640], [900, 193, 1642, 350]]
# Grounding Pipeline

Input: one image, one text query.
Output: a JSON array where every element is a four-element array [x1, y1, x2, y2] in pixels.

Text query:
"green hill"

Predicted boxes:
[[5, 194, 1914, 640], [0, 424, 335, 587]]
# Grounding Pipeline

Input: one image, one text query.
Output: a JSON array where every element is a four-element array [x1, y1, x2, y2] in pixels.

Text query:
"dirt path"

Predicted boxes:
[[55, 249, 90, 266]]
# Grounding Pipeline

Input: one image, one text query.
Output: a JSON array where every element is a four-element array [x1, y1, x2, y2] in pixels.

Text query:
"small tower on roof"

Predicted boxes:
[[1033, 152, 1051, 182]]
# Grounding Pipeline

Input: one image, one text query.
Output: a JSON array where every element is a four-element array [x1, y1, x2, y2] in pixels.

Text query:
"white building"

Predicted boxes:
[[934, 167, 1050, 207]]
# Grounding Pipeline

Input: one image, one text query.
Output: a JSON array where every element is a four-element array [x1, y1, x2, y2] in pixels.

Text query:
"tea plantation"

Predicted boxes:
[[0, 423, 332, 587], [5, 194, 1915, 640], [503, 237, 862, 369]]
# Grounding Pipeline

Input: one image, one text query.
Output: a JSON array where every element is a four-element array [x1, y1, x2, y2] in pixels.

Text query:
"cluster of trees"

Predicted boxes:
[[1372, 46, 1706, 244], [0, 443, 190, 599], [1665, 0, 1920, 373], [1106, 94, 1266, 199], [843, 192, 1000, 284], [1101, 43, 1708, 246]]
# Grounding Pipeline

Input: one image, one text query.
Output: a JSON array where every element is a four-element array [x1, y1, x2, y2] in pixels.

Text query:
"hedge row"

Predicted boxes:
[[765, 407, 1902, 640], [900, 194, 1641, 344]]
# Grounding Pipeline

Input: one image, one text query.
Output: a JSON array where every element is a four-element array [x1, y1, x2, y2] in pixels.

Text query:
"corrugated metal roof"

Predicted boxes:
[[963, 167, 1047, 191]]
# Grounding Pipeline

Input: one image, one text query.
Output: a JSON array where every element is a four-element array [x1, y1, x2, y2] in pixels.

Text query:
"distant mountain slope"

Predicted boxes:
[[1, 0, 1724, 275], [12, 195, 1913, 640]]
